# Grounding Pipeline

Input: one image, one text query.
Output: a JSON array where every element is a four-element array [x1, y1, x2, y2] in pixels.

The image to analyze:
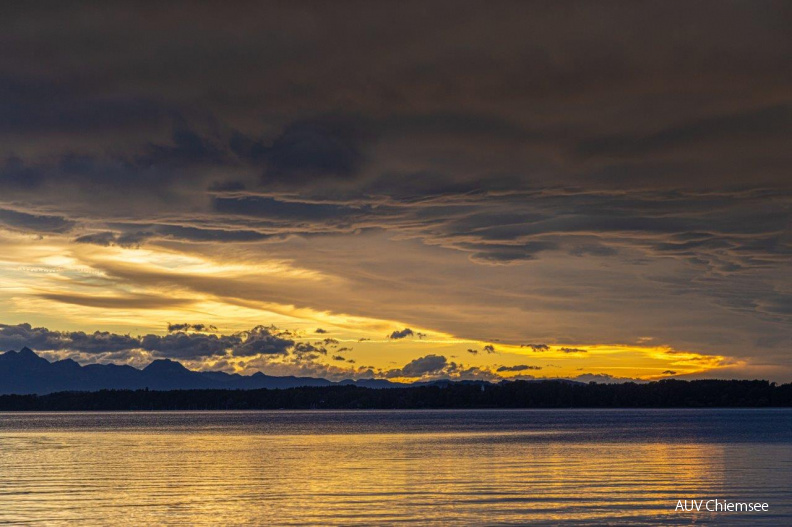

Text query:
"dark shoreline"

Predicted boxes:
[[1, 379, 790, 411]]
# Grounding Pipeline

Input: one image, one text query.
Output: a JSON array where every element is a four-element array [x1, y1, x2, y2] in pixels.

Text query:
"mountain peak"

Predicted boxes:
[[143, 358, 190, 374], [53, 358, 81, 369], [1, 347, 48, 364]]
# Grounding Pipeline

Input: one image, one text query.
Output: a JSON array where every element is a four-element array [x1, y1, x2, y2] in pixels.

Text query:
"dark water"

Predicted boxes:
[[0, 409, 790, 525]]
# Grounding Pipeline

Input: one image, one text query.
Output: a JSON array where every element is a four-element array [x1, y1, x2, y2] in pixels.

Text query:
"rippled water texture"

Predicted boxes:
[[0, 409, 790, 525]]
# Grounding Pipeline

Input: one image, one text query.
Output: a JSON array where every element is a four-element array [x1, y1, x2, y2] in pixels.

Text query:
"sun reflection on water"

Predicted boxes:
[[0, 410, 789, 525]]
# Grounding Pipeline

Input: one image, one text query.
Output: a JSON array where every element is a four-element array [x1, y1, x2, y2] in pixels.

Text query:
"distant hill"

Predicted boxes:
[[0, 347, 407, 395]]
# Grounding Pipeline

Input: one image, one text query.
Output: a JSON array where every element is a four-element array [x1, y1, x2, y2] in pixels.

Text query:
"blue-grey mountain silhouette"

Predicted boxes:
[[0, 348, 402, 394]]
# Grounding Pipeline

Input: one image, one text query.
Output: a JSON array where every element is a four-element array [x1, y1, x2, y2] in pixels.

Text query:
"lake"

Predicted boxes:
[[0, 409, 790, 525]]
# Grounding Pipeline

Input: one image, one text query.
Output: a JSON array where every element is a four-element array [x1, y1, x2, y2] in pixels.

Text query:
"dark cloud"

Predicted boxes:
[[167, 323, 217, 333], [0, 157, 44, 189], [151, 225, 272, 243], [293, 342, 327, 356], [213, 196, 365, 223], [559, 347, 588, 354], [387, 354, 448, 378], [140, 332, 232, 359], [314, 328, 328, 334], [0, 208, 74, 234], [575, 105, 792, 160], [522, 344, 550, 352], [388, 328, 415, 340], [228, 115, 372, 185], [0, 323, 138, 354], [231, 326, 295, 357], [382, 354, 503, 381], [74, 231, 129, 246], [467, 241, 559, 265], [74, 225, 272, 246], [263, 117, 372, 184], [0, 323, 294, 361], [139, 122, 229, 169], [483, 344, 496, 354], [497, 365, 542, 372], [0, 73, 165, 138], [73, 230, 153, 248]]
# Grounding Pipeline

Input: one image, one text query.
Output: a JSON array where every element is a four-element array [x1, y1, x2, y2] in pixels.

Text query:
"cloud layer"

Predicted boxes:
[[0, 2, 789, 379]]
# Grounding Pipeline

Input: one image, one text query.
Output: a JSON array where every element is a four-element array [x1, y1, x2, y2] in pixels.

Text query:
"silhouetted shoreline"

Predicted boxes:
[[1, 380, 790, 411]]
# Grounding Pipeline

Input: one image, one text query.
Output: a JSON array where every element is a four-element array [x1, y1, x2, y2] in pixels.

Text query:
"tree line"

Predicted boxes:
[[0, 379, 790, 411]]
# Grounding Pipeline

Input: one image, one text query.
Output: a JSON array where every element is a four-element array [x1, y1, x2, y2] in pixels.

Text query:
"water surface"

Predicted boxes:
[[1, 409, 790, 525]]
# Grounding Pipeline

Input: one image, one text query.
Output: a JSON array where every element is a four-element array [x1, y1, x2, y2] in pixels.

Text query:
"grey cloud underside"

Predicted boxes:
[[0, 207, 75, 234], [0, 323, 294, 360], [5, 183, 791, 286], [390, 354, 447, 377], [388, 328, 415, 340], [0, 2, 790, 371], [385, 354, 499, 381]]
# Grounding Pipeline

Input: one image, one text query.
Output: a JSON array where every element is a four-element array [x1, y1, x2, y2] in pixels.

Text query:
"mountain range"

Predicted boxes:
[[0, 347, 405, 395]]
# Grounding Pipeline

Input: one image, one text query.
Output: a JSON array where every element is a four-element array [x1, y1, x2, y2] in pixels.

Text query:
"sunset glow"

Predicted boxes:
[[0, 2, 788, 384]]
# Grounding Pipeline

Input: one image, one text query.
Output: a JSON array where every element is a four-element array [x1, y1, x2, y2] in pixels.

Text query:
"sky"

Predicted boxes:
[[0, 1, 790, 383]]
